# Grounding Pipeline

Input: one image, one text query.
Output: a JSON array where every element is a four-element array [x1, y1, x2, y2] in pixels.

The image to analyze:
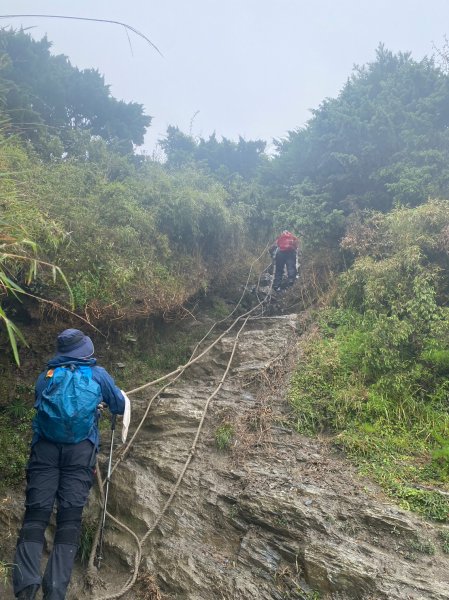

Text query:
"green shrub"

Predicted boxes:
[[421, 349, 449, 375], [410, 538, 436, 555], [215, 423, 234, 451], [0, 136, 250, 322], [289, 202, 449, 521]]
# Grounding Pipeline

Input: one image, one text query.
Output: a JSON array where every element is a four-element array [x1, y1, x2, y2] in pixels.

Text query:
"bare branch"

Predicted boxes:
[[0, 14, 163, 57]]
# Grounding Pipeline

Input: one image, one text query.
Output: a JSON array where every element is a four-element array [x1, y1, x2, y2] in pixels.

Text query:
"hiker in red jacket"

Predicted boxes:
[[269, 230, 300, 291]]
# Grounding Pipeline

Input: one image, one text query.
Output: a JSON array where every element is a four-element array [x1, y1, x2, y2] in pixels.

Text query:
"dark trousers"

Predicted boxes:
[[273, 250, 297, 289], [13, 439, 96, 599]]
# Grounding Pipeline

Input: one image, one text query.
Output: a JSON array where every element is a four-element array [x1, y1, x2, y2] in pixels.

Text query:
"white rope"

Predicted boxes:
[[87, 252, 273, 598]]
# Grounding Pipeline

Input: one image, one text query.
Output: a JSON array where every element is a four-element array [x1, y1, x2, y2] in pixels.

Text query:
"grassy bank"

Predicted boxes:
[[289, 201, 449, 522]]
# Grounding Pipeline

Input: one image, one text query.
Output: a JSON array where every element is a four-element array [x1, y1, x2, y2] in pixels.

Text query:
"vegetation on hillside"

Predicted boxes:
[[279, 46, 449, 522], [290, 201, 449, 520], [1, 136, 250, 321], [1, 26, 449, 526], [0, 29, 269, 328], [271, 45, 449, 252], [0, 28, 150, 155]]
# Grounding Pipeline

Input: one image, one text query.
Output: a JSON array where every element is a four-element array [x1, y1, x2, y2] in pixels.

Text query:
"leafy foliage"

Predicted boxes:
[[0, 135, 249, 321], [0, 29, 261, 364], [274, 180, 345, 251], [0, 28, 151, 155], [160, 126, 267, 180], [0, 175, 73, 363], [271, 45, 449, 256], [290, 202, 449, 521]]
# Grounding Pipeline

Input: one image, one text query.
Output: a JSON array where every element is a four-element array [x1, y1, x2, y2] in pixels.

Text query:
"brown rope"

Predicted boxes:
[[87, 251, 272, 598], [92, 316, 250, 599]]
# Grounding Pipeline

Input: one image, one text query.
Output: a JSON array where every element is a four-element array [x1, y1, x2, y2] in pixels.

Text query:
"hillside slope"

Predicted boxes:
[[68, 313, 449, 599]]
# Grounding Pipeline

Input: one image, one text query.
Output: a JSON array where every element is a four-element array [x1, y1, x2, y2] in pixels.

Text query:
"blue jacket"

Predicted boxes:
[[32, 356, 125, 449]]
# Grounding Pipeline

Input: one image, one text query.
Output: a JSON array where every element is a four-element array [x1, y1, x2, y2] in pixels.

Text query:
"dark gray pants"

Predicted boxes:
[[273, 250, 297, 289], [13, 439, 96, 599]]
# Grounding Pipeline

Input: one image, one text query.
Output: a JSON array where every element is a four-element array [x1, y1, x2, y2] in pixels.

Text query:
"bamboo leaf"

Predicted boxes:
[[22, 239, 38, 253], [0, 306, 27, 365], [0, 272, 25, 299], [55, 266, 74, 309]]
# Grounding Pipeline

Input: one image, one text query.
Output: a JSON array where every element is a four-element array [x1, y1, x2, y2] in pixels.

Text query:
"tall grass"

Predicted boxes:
[[290, 202, 449, 521]]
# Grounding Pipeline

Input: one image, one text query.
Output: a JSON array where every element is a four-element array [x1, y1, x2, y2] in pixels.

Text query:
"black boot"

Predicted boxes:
[[16, 584, 40, 599]]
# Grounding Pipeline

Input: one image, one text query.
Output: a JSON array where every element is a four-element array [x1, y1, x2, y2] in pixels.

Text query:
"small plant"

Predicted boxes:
[[209, 296, 231, 319], [439, 530, 449, 553], [0, 561, 13, 586], [215, 423, 234, 451], [274, 513, 288, 528], [273, 562, 320, 599], [135, 571, 165, 599], [410, 538, 436, 556], [5, 399, 30, 420], [77, 520, 97, 565]]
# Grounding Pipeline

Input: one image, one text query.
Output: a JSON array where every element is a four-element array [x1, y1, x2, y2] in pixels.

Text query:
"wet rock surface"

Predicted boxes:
[[2, 314, 449, 599]]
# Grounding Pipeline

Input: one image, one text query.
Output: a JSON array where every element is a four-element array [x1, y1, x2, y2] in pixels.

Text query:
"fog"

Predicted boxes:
[[2, 0, 449, 154]]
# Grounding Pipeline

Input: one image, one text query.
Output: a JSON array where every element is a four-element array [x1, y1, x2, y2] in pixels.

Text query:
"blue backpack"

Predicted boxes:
[[34, 365, 101, 444]]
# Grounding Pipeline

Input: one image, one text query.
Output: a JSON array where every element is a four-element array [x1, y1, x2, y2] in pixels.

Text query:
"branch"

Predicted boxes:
[[0, 14, 163, 57]]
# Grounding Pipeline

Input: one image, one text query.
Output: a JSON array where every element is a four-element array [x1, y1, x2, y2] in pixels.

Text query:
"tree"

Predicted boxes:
[[160, 126, 267, 179], [0, 28, 151, 155], [272, 45, 449, 215]]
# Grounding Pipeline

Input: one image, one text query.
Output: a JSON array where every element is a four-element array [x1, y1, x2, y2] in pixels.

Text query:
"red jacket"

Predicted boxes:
[[275, 231, 299, 252]]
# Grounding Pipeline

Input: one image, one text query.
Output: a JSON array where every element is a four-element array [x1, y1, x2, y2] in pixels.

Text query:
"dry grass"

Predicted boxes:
[[230, 355, 294, 465], [0, 496, 14, 540], [134, 572, 166, 600], [0, 497, 16, 590]]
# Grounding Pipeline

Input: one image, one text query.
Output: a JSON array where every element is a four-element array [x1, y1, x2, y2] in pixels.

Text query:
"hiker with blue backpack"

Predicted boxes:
[[13, 328, 126, 600]]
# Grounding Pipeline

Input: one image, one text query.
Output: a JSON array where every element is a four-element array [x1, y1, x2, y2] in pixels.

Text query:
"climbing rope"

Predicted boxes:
[[124, 245, 270, 397], [111, 300, 266, 474], [91, 316, 251, 600], [110, 246, 272, 475], [107, 245, 271, 479], [87, 251, 274, 598]]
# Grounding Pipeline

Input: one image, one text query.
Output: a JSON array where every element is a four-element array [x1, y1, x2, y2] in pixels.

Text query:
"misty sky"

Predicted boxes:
[[2, 1, 449, 155]]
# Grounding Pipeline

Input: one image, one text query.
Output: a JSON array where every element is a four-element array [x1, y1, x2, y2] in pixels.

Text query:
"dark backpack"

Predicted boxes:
[[33, 365, 101, 444]]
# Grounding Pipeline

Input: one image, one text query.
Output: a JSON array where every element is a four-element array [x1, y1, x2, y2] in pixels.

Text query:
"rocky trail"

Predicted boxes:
[[2, 312, 449, 599]]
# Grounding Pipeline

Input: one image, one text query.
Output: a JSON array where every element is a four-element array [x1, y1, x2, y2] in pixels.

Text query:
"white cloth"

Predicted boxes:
[[120, 390, 131, 443]]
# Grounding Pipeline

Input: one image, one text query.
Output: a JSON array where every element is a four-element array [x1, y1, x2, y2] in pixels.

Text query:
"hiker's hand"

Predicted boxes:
[[97, 402, 107, 412]]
